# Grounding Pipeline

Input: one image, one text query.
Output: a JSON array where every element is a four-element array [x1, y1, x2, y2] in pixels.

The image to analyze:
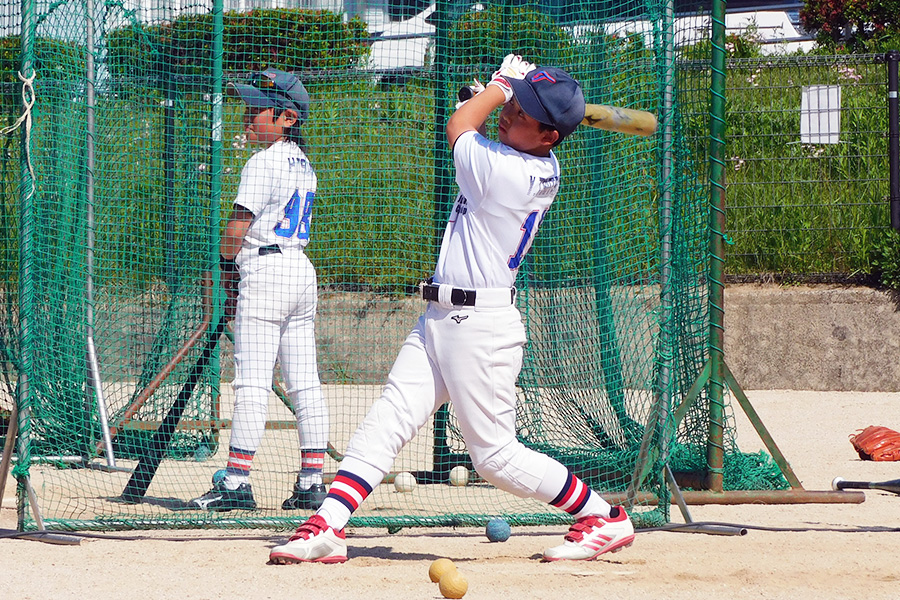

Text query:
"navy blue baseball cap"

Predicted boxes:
[[508, 67, 585, 142], [229, 68, 310, 123]]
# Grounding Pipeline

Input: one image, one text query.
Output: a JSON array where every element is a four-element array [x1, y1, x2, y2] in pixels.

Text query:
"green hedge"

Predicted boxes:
[[107, 8, 370, 78], [449, 3, 576, 67]]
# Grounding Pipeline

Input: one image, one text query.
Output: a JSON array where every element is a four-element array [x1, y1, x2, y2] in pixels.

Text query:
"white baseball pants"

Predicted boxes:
[[344, 300, 580, 503], [231, 247, 328, 453]]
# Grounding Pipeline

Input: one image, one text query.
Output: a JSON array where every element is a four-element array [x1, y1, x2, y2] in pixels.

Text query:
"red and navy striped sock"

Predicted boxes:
[[550, 471, 593, 516], [224, 446, 254, 487], [326, 469, 374, 514], [298, 449, 326, 486], [314, 457, 384, 530]]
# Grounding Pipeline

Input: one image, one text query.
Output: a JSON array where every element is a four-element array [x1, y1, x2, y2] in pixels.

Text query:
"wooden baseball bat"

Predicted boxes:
[[457, 85, 657, 137], [832, 476, 900, 494], [582, 103, 657, 136]]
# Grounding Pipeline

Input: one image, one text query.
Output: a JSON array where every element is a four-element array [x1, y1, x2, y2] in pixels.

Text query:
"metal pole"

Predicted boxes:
[[430, 0, 453, 475], [626, 0, 679, 513], [0, 392, 17, 509], [431, 0, 452, 250], [664, 466, 747, 535], [705, 0, 728, 493], [209, 0, 224, 404], [657, 0, 676, 461], [85, 0, 116, 467], [211, 0, 224, 262], [164, 62, 177, 288], [888, 51, 899, 230], [16, 0, 35, 521]]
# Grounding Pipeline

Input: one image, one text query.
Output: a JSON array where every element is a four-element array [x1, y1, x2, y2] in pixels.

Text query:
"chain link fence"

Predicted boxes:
[[719, 53, 893, 282]]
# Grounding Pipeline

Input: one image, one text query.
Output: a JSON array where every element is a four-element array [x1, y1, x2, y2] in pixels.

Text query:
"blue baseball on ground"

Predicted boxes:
[[193, 444, 212, 461], [486, 517, 511, 542], [212, 469, 228, 485]]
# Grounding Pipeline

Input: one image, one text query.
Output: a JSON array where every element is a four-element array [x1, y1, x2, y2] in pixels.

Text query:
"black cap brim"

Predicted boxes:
[[228, 82, 307, 123], [228, 82, 284, 110]]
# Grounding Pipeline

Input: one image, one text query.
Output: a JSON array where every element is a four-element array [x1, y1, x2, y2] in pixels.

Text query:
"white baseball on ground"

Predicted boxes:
[[394, 472, 417, 493], [449, 466, 469, 487]]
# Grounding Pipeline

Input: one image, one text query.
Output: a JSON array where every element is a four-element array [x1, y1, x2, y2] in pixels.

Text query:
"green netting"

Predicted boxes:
[[0, 0, 787, 532]]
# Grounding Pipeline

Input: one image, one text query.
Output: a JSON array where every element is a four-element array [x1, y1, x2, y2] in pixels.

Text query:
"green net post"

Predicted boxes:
[[429, 0, 457, 483], [15, 0, 36, 492], [209, 0, 224, 342], [652, 0, 679, 518], [162, 58, 178, 290], [706, 0, 728, 493]]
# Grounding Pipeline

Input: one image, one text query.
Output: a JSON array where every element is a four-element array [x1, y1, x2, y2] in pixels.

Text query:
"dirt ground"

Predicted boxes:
[[3, 389, 899, 600]]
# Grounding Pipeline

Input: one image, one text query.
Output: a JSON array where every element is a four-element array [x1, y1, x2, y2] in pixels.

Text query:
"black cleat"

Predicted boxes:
[[282, 482, 327, 511], [189, 482, 257, 511]]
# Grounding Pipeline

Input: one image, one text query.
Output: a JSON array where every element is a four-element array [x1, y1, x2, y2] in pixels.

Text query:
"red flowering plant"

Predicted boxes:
[[800, 0, 900, 51]]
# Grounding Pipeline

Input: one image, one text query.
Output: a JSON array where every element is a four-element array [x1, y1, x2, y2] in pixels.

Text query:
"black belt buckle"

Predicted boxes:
[[259, 244, 281, 256], [450, 288, 475, 306], [422, 283, 476, 306]]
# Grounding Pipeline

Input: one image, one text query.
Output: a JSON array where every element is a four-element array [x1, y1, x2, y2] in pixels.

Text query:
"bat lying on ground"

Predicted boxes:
[[458, 85, 658, 137], [832, 476, 900, 494]]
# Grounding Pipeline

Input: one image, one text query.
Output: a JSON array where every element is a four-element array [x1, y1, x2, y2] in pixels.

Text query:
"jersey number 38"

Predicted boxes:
[[274, 190, 315, 240]]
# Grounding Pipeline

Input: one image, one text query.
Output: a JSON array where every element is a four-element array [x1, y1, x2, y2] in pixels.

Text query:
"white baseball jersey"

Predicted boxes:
[[234, 140, 317, 252], [433, 130, 560, 289]]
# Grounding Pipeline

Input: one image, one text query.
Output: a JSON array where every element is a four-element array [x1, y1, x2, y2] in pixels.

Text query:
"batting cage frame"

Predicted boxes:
[[0, 0, 863, 535]]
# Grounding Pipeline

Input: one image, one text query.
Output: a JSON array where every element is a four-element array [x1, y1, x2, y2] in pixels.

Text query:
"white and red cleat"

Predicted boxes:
[[269, 514, 348, 564], [542, 506, 635, 561]]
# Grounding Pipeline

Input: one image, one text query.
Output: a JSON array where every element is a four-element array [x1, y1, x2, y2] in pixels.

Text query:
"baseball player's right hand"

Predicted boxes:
[[455, 78, 485, 110], [487, 54, 536, 103]]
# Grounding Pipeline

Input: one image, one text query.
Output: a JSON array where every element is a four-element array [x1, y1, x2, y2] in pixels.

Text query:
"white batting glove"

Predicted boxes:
[[491, 54, 536, 81], [487, 54, 536, 103]]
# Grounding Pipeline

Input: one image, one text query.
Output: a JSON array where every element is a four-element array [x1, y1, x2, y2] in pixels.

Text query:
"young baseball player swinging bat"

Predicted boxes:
[[268, 54, 636, 566]]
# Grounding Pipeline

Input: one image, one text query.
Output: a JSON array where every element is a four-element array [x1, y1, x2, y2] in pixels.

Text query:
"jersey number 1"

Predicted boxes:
[[274, 190, 314, 240], [508, 209, 546, 270]]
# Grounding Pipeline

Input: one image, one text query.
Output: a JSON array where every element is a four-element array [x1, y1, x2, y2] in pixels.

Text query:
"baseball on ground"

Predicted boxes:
[[429, 558, 457, 583], [394, 471, 417, 493], [212, 469, 228, 485], [448, 465, 469, 486], [439, 570, 468, 599], [485, 517, 511, 542]]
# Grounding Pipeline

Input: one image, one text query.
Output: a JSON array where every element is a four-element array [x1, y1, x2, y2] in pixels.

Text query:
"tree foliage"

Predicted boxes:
[[800, 0, 900, 51]]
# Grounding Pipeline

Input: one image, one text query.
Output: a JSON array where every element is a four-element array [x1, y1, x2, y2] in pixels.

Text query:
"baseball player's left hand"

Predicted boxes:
[[487, 54, 536, 103], [455, 78, 485, 110], [220, 255, 239, 320], [491, 54, 536, 81]]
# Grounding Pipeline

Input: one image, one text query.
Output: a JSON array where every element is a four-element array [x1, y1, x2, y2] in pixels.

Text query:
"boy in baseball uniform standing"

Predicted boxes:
[[190, 69, 329, 512], [269, 56, 634, 562]]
